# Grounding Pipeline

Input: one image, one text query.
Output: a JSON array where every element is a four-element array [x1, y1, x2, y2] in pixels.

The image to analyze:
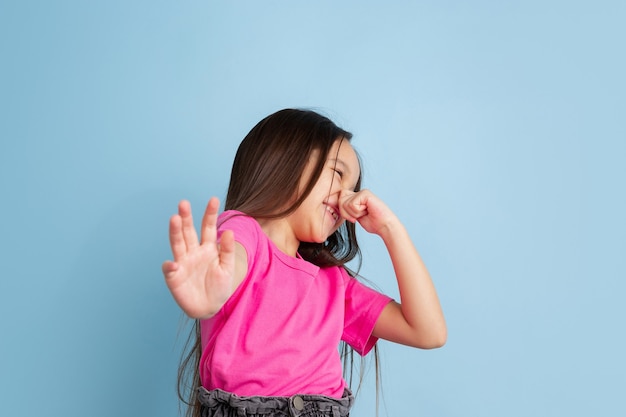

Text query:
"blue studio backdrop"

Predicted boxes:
[[1, 1, 624, 416]]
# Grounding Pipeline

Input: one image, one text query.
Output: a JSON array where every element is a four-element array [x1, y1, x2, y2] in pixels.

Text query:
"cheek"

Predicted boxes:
[[331, 219, 346, 233], [314, 176, 336, 198]]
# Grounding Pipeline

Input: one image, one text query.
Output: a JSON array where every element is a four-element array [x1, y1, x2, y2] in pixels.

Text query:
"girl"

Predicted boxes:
[[162, 109, 446, 417]]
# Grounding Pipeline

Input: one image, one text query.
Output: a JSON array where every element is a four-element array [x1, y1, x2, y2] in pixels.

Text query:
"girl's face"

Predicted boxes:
[[287, 139, 361, 244]]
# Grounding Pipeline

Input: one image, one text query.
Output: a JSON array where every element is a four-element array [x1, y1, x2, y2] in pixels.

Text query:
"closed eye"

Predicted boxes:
[[333, 168, 344, 178]]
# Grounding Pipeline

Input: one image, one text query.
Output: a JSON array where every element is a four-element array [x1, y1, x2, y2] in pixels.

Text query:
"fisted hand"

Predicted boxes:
[[338, 189, 399, 236], [162, 197, 235, 319]]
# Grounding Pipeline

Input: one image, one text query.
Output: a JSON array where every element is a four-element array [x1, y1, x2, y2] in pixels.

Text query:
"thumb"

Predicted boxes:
[[218, 230, 235, 272], [339, 190, 368, 221]]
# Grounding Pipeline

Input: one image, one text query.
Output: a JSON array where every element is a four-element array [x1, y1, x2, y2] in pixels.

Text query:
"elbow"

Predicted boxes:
[[425, 328, 447, 349], [424, 315, 448, 348], [412, 324, 447, 349]]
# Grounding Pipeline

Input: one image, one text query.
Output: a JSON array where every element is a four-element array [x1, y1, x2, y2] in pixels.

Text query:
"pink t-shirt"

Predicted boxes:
[[199, 211, 392, 398]]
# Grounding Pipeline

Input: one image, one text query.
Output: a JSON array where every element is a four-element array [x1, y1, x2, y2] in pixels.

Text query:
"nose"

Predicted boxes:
[[325, 187, 351, 209], [339, 189, 355, 199]]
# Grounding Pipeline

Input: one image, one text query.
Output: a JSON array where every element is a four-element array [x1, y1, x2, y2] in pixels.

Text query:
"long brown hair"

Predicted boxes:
[[177, 109, 378, 417]]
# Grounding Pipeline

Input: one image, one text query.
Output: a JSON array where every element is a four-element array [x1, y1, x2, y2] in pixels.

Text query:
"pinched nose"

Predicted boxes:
[[339, 189, 356, 200]]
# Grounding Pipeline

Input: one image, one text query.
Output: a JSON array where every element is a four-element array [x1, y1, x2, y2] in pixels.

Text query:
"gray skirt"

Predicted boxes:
[[197, 387, 354, 417]]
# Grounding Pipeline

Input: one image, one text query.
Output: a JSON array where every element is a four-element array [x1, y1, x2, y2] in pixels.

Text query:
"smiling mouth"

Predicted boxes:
[[326, 205, 339, 223]]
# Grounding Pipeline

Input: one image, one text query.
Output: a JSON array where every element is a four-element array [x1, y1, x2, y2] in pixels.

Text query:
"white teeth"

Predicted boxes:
[[326, 206, 338, 221]]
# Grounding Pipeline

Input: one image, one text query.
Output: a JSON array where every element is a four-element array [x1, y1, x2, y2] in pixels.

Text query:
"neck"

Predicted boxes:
[[257, 218, 300, 257]]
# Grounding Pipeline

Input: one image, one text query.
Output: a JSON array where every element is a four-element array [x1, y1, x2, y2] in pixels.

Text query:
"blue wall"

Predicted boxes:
[[1, 1, 624, 416]]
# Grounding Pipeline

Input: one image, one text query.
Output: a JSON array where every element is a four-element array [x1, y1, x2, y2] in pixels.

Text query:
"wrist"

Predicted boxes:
[[377, 215, 404, 242]]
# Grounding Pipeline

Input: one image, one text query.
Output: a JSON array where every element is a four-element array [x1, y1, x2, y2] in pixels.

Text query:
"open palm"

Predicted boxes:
[[162, 198, 235, 319]]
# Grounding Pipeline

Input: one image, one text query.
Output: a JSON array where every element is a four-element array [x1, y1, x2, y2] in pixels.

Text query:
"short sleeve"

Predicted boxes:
[[217, 211, 259, 267], [341, 269, 393, 356]]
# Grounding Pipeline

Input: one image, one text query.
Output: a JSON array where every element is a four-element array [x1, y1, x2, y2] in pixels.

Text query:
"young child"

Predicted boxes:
[[162, 109, 446, 417]]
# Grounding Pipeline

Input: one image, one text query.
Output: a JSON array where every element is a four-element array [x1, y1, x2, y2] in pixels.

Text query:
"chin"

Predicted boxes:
[[313, 236, 328, 244], [301, 234, 326, 244]]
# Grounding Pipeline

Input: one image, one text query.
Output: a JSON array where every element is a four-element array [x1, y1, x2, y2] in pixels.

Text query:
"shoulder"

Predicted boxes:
[[218, 211, 262, 239], [218, 210, 265, 263], [343, 270, 393, 305], [218, 210, 257, 228]]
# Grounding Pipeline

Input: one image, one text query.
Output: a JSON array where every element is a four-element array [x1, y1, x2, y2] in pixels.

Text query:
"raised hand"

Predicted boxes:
[[338, 189, 398, 236], [340, 189, 447, 349], [162, 197, 235, 319]]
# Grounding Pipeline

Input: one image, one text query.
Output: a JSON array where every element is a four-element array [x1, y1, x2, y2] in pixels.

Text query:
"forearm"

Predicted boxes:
[[378, 217, 447, 347]]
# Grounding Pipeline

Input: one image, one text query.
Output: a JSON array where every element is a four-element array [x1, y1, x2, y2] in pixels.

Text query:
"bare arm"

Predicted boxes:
[[339, 190, 447, 349]]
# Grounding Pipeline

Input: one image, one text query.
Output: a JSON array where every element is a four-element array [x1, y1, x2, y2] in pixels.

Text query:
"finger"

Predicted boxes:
[[340, 192, 368, 222], [169, 214, 187, 260], [338, 204, 356, 223], [218, 229, 235, 273], [339, 189, 355, 199], [161, 260, 179, 278], [338, 190, 354, 221], [338, 196, 357, 222], [179, 200, 200, 251], [200, 197, 220, 245]]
